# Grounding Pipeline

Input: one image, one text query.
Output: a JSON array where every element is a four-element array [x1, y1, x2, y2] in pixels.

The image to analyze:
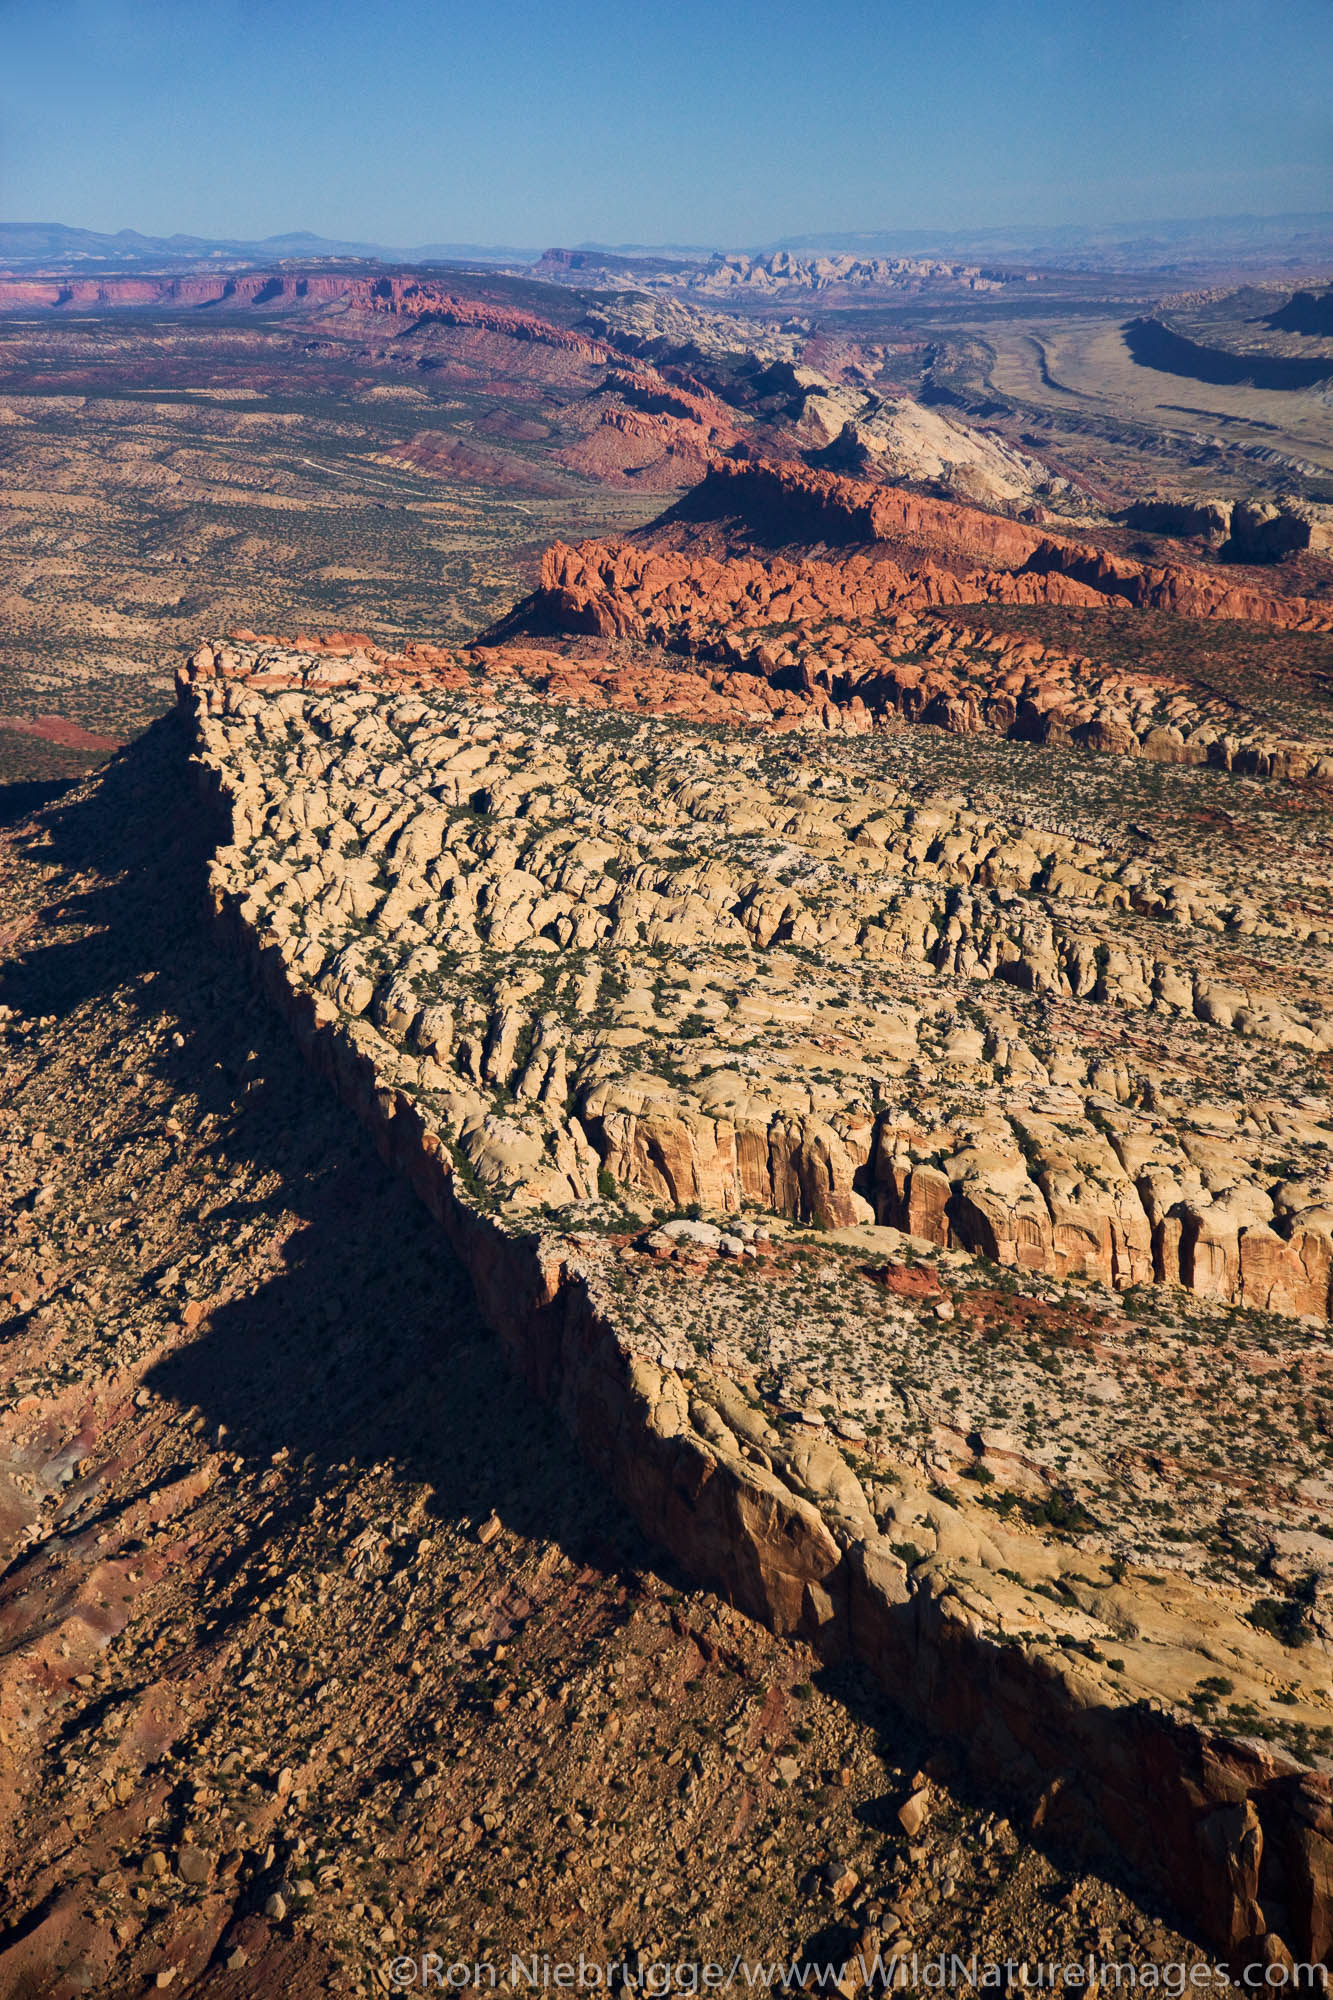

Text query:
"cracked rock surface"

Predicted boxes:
[[178, 602, 1333, 1958]]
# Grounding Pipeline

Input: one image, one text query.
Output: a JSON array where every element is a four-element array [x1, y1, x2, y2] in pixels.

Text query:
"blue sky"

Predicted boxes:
[[2, 0, 1330, 247]]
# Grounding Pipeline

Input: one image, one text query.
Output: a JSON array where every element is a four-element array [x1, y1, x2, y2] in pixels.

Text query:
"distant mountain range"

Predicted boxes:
[[3, 212, 1331, 277], [0, 223, 539, 268]]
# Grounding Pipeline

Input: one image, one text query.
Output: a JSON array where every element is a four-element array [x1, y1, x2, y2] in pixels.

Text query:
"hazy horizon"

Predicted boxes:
[[10, 209, 1328, 262]]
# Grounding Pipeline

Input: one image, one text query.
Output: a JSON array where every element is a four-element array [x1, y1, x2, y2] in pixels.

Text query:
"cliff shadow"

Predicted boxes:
[[0, 721, 1213, 1961], [0, 775, 80, 829], [1122, 315, 1333, 393], [0, 716, 668, 1584]]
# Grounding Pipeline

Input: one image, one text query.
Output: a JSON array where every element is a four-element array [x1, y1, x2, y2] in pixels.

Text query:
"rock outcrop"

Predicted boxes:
[[530, 247, 1011, 299], [675, 459, 1333, 629], [516, 517, 1333, 781], [1124, 496, 1333, 562], [1124, 497, 1234, 546], [1231, 500, 1333, 563], [180, 633, 1333, 1961]]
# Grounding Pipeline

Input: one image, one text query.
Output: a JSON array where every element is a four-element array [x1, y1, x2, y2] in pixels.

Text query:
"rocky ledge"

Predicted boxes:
[[177, 630, 1333, 1963]]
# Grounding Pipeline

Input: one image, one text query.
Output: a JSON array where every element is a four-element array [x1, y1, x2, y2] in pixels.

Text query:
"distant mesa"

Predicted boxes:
[[1123, 313, 1333, 392], [1264, 286, 1333, 337]]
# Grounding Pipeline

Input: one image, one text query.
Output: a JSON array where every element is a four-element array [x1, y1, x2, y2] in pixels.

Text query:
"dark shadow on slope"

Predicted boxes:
[[0, 715, 214, 1020], [0, 777, 80, 828], [651, 463, 862, 553], [1123, 315, 1333, 391], [0, 714, 672, 1584], [1262, 289, 1333, 338], [0, 720, 1208, 1961]]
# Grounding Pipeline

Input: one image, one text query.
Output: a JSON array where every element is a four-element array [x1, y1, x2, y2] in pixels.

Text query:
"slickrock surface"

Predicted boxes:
[[178, 597, 1333, 1960], [0, 730, 1215, 1996]]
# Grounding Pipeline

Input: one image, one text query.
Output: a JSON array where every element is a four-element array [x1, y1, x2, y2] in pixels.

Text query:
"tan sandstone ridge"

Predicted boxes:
[[192, 620, 1333, 1317], [176, 623, 1333, 1962]]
